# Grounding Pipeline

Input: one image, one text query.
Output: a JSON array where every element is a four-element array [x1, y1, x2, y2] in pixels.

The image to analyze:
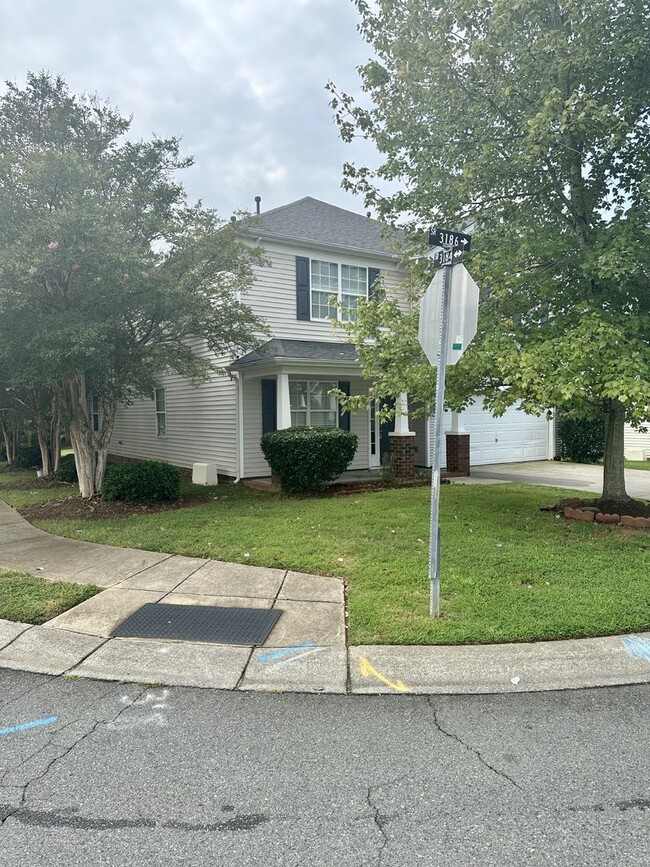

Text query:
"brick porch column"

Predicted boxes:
[[388, 431, 416, 479], [445, 433, 470, 475]]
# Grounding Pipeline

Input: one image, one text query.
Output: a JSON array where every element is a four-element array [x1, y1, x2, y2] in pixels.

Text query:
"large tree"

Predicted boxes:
[[330, 0, 650, 505], [0, 73, 267, 496]]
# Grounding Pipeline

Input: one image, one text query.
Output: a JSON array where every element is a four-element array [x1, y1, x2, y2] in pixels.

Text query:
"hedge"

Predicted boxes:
[[55, 453, 78, 484], [101, 460, 181, 504], [557, 413, 605, 464], [261, 427, 358, 494]]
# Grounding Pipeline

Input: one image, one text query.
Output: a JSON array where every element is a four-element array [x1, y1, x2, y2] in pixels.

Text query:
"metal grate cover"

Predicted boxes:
[[112, 603, 282, 646]]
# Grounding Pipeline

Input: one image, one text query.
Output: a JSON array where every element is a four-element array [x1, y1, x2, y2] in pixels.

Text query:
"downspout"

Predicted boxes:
[[231, 370, 245, 483]]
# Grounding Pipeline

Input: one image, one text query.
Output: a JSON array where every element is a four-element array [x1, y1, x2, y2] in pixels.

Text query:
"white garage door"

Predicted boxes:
[[457, 400, 550, 466]]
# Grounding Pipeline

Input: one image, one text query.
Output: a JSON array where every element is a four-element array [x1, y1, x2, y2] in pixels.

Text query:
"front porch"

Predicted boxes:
[[230, 338, 437, 480]]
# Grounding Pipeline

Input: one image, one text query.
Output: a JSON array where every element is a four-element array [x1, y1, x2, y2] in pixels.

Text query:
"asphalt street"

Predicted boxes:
[[0, 671, 648, 866]]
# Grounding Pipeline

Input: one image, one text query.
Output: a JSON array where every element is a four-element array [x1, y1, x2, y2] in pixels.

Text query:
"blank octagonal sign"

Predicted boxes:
[[418, 264, 480, 367]]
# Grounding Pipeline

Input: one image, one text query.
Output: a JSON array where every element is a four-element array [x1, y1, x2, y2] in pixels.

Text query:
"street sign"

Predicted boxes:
[[430, 248, 464, 268], [417, 259, 480, 618], [428, 226, 471, 252], [418, 263, 479, 366]]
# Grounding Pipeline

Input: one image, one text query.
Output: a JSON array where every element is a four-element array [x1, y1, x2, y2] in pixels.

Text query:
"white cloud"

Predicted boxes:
[[0, 0, 382, 216]]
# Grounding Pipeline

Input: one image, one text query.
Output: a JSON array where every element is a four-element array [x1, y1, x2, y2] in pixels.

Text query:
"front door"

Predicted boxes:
[[370, 398, 395, 468]]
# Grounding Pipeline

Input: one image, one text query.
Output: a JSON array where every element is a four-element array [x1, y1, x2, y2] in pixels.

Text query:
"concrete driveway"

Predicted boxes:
[[461, 460, 650, 499]]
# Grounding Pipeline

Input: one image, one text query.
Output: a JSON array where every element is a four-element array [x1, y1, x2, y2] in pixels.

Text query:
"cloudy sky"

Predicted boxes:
[[0, 0, 381, 219]]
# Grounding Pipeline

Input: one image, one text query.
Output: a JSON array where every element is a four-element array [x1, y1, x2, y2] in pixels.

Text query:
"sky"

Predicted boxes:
[[0, 0, 382, 219]]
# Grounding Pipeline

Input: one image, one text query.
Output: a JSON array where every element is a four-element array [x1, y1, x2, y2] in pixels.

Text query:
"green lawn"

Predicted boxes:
[[6, 478, 645, 646], [0, 568, 100, 625], [626, 460, 650, 471]]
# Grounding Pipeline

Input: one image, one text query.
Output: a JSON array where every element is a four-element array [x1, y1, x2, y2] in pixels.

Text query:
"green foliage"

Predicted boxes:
[[260, 427, 358, 494], [13, 443, 42, 469], [329, 0, 650, 497], [30, 483, 650, 646], [0, 72, 269, 496], [55, 453, 78, 483], [557, 413, 606, 464], [101, 461, 181, 504]]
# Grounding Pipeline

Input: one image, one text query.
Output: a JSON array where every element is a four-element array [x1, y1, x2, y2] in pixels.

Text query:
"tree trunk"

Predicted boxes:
[[1, 419, 18, 466], [69, 420, 96, 498], [50, 395, 62, 474], [36, 417, 51, 476], [601, 399, 630, 504], [62, 374, 115, 498]]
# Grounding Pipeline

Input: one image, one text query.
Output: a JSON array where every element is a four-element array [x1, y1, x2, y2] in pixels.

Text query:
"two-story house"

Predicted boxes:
[[108, 197, 556, 479]]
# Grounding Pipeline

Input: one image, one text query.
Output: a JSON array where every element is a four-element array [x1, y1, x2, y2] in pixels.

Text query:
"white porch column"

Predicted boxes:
[[393, 391, 411, 435], [277, 372, 292, 430], [449, 411, 460, 434]]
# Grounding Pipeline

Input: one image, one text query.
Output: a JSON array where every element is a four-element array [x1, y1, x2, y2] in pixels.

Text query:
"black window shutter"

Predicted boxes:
[[368, 267, 381, 300], [261, 379, 277, 435], [296, 256, 310, 320], [338, 381, 351, 431]]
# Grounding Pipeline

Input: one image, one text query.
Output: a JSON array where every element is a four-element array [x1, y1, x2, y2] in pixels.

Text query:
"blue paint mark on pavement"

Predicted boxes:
[[0, 716, 58, 736], [620, 636, 650, 662], [258, 642, 316, 662]]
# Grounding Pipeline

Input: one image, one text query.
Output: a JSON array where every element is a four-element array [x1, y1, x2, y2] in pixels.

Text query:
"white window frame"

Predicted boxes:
[[289, 380, 338, 428], [310, 259, 369, 322], [89, 395, 100, 433], [154, 387, 167, 437]]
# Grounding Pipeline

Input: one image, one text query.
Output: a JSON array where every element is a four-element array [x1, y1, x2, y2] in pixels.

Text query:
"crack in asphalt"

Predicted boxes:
[[425, 696, 523, 792], [0, 675, 55, 711], [0, 683, 149, 829], [366, 785, 389, 867]]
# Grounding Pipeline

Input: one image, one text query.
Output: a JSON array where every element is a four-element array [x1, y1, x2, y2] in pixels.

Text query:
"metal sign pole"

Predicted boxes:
[[428, 262, 453, 617]]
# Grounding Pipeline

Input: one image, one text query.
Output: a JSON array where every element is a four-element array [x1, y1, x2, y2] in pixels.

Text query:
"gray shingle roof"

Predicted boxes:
[[237, 196, 404, 257], [231, 339, 359, 368]]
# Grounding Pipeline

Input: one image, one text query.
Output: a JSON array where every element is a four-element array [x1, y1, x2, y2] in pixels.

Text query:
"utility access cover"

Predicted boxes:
[[112, 603, 282, 646]]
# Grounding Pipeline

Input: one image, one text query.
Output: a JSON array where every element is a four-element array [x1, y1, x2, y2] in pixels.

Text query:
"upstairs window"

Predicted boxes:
[[311, 260, 369, 322], [155, 387, 167, 437]]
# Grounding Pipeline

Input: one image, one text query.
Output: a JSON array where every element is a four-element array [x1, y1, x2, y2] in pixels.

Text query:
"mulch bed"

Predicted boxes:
[[540, 496, 650, 528], [17, 493, 215, 522], [0, 478, 72, 491]]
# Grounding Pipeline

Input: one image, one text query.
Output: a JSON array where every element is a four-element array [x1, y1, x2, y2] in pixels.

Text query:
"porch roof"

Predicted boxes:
[[230, 338, 359, 369]]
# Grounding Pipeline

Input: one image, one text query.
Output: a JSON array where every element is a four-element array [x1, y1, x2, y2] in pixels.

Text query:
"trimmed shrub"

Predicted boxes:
[[13, 444, 43, 469], [261, 427, 358, 494], [55, 453, 78, 484], [101, 460, 181, 504], [557, 414, 605, 464]]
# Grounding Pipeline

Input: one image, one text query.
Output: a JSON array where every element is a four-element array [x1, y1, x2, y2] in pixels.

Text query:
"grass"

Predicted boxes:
[[1, 463, 648, 645], [0, 568, 100, 625], [3, 476, 644, 646], [626, 460, 650, 471]]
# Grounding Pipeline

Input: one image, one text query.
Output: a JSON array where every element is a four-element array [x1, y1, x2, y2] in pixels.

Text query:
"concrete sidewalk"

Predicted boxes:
[[0, 499, 648, 695]]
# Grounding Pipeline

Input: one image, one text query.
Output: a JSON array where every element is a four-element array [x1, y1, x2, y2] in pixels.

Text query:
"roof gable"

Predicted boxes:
[[237, 196, 404, 258]]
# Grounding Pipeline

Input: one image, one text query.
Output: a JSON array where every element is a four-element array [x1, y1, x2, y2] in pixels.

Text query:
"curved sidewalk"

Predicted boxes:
[[0, 500, 648, 695]]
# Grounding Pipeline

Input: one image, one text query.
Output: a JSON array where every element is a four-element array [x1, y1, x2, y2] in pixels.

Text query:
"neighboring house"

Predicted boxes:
[[108, 196, 556, 479], [625, 424, 650, 461]]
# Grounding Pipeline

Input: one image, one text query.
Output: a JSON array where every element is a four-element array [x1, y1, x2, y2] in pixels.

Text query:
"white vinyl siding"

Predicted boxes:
[[625, 423, 650, 459], [242, 241, 405, 339], [109, 343, 238, 476]]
